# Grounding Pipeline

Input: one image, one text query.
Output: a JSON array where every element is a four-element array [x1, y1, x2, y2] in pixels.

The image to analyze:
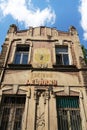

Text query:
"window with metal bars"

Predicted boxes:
[[56, 96, 82, 130], [55, 46, 69, 65], [14, 45, 29, 64], [0, 95, 26, 130]]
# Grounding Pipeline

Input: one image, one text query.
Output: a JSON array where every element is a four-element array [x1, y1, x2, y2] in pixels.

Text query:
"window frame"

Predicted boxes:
[[56, 96, 82, 130], [13, 44, 30, 65], [55, 45, 69, 65], [8, 41, 32, 65], [0, 95, 25, 130]]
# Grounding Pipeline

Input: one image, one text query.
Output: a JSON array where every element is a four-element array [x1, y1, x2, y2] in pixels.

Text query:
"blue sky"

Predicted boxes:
[[0, 0, 87, 51]]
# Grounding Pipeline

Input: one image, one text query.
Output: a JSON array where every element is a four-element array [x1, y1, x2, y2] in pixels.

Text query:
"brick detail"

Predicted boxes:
[[0, 44, 8, 74], [71, 44, 77, 66]]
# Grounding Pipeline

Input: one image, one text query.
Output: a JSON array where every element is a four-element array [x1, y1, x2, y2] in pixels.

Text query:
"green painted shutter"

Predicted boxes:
[[56, 96, 79, 108]]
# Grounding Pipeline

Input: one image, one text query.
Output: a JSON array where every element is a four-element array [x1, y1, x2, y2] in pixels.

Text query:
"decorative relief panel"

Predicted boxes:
[[36, 109, 45, 130], [33, 48, 51, 68], [35, 91, 45, 130]]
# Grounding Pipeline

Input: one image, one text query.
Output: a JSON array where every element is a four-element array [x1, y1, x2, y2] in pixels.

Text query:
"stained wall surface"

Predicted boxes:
[[0, 25, 87, 130]]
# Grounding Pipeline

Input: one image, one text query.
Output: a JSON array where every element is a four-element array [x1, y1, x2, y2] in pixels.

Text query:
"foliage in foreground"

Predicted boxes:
[[81, 45, 87, 64]]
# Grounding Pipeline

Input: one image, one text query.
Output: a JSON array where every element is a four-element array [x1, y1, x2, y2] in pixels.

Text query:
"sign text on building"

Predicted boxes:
[[26, 79, 57, 86]]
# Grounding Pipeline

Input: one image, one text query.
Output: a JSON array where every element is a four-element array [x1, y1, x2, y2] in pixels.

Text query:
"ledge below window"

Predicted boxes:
[[7, 64, 78, 72], [53, 64, 78, 71], [8, 64, 32, 69]]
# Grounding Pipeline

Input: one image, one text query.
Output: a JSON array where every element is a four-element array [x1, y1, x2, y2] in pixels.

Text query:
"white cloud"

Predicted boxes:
[[0, 0, 56, 27], [79, 0, 87, 40]]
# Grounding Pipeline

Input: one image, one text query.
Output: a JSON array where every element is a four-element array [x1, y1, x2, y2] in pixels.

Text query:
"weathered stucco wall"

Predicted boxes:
[[0, 25, 87, 130]]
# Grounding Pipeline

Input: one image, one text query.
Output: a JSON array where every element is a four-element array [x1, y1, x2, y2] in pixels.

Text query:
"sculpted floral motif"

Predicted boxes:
[[36, 112, 45, 129]]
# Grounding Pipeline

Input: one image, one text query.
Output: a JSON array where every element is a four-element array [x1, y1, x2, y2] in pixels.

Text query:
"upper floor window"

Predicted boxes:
[[14, 45, 29, 64], [55, 46, 69, 65]]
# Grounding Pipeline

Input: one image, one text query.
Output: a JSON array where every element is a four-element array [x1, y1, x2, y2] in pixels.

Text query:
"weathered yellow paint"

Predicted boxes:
[[33, 48, 51, 64]]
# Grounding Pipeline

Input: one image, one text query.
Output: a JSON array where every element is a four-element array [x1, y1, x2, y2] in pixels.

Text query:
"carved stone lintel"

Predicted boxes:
[[13, 84, 18, 94], [64, 86, 70, 95]]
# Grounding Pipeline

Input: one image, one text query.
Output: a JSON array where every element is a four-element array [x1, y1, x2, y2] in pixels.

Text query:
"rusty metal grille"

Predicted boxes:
[[0, 95, 25, 130], [70, 110, 82, 130], [56, 97, 82, 130]]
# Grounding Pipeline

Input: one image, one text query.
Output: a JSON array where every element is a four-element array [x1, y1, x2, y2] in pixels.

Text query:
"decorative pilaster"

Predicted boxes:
[[49, 93, 58, 130], [44, 89, 50, 130], [83, 88, 87, 121], [9, 44, 16, 64], [79, 91, 87, 130], [26, 87, 36, 130], [22, 88, 31, 130], [35, 90, 45, 130]]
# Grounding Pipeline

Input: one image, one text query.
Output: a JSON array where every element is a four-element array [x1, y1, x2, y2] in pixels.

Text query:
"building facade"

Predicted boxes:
[[0, 24, 87, 130]]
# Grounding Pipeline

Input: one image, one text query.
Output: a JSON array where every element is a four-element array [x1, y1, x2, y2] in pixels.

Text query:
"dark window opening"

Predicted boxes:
[[0, 95, 25, 130], [56, 46, 69, 65], [56, 96, 82, 130], [14, 45, 29, 64]]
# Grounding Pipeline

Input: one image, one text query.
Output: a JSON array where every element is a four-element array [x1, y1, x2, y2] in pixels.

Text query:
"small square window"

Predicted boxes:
[[14, 45, 29, 64], [55, 46, 69, 65]]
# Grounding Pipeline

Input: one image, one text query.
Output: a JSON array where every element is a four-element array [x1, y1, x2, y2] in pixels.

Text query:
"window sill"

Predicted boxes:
[[53, 64, 78, 71], [8, 64, 32, 69], [7, 64, 78, 71]]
